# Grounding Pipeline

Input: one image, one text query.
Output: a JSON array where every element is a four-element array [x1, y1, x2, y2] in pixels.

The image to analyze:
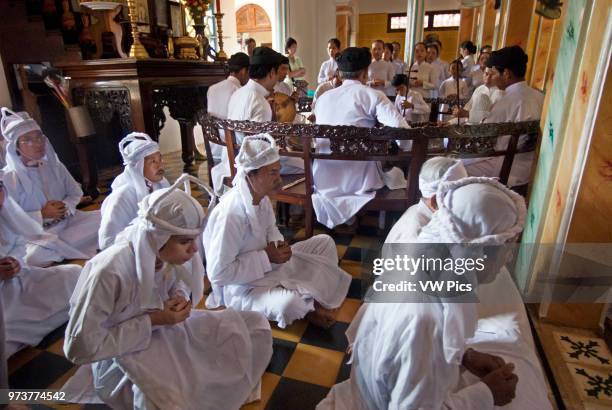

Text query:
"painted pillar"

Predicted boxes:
[[274, 0, 287, 52], [404, 0, 424, 65]]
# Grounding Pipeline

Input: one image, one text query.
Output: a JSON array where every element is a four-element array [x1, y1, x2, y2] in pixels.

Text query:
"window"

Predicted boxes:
[[387, 10, 460, 33]]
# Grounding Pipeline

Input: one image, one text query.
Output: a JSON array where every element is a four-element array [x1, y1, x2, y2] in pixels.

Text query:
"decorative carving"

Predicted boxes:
[[297, 97, 313, 113], [73, 87, 133, 132], [424, 97, 469, 108], [151, 85, 208, 137]]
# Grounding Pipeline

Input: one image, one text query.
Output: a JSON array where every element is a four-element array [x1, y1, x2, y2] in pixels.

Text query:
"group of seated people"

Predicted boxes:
[[0, 37, 548, 409]]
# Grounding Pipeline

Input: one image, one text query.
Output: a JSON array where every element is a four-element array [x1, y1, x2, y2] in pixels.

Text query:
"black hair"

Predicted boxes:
[[249, 63, 280, 80], [285, 37, 297, 53], [460, 40, 477, 54], [328, 38, 341, 49], [391, 74, 408, 87], [426, 42, 440, 55], [384, 43, 393, 53], [451, 58, 464, 71], [246, 38, 256, 45], [414, 41, 427, 51], [481, 45, 492, 53], [373, 39, 384, 46]]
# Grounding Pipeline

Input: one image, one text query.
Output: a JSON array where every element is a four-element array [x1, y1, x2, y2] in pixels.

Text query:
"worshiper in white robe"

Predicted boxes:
[[0, 170, 81, 357], [459, 41, 478, 85], [391, 74, 431, 122], [409, 42, 441, 98], [204, 134, 351, 328], [427, 42, 450, 87], [385, 157, 467, 243], [273, 55, 295, 97], [470, 52, 491, 91], [0, 108, 100, 267], [463, 46, 545, 187], [391, 42, 406, 75], [312, 47, 410, 229], [367, 40, 396, 98], [318, 177, 552, 410], [64, 175, 272, 410], [453, 66, 505, 124], [318, 38, 340, 84], [439, 60, 470, 100], [211, 47, 303, 195], [98, 132, 170, 250], [206, 52, 250, 161]]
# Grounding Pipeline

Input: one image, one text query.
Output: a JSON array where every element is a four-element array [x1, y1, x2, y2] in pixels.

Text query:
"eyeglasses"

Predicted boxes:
[[18, 136, 45, 146]]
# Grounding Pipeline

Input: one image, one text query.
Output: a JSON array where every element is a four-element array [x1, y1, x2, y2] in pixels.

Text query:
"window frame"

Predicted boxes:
[[387, 10, 461, 33]]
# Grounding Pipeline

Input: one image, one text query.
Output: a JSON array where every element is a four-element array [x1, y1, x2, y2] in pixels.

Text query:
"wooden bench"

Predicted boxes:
[[199, 113, 540, 238]]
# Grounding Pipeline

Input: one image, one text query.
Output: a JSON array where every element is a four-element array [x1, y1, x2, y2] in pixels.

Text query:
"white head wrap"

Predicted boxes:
[[116, 174, 217, 310], [111, 132, 167, 199], [418, 157, 468, 199], [231, 133, 282, 241], [0, 107, 63, 195]]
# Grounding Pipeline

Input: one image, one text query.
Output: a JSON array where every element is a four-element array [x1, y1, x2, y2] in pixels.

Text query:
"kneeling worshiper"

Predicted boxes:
[[98, 132, 169, 250], [0, 170, 81, 357], [385, 157, 467, 243], [64, 175, 272, 410], [204, 134, 351, 328], [318, 177, 551, 410], [392, 74, 430, 122], [313, 47, 410, 229], [463, 46, 544, 187], [0, 108, 100, 267]]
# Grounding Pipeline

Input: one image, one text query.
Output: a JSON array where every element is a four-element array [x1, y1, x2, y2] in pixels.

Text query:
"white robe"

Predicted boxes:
[[273, 80, 293, 96], [384, 200, 433, 244], [63, 242, 272, 410], [0, 140, 6, 169], [318, 58, 338, 84], [312, 80, 335, 110], [0, 209, 80, 357], [367, 59, 396, 97], [464, 81, 544, 187], [409, 61, 441, 98], [461, 55, 476, 84], [439, 77, 470, 99], [470, 66, 485, 90], [3, 163, 100, 266], [206, 75, 242, 160], [312, 79, 409, 228], [464, 85, 504, 112], [211, 79, 303, 195], [392, 58, 406, 76], [98, 179, 170, 250], [394, 90, 431, 123], [203, 187, 351, 328], [432, 58, 450, 87]]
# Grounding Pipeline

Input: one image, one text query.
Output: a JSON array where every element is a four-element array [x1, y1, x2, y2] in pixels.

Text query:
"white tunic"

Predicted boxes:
[[464, 85, 504, 112], [439, 77, 470, 99], [0, 139, 6, 169], [98, 179, 170, 250], [367, 59, 396, 97], [0, 205, 80, 357], [312, 80, 335, 110], [203, 187, 351, 328], [3, 164, 100, 266], [409, 61, 440, 98], [470, 66, 485, 90], [206, 76, 242, 160], [464, 81, 544, 187], [461, 55, 476, 81], [394, 90, 431, 122], [432, 58, 450, 87], [318, 58, 338, 84], [64, 242, 272, 410], [384, 201, 433, 243], [312, 80, 409, 228], [392, 58, 406, 75]]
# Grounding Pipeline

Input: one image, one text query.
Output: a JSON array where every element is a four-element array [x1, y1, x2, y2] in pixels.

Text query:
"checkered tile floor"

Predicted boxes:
[[7, 149, 390, 410]]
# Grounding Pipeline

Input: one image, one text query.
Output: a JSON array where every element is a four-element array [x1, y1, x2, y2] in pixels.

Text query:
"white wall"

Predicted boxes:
[[0, 54, 12, 108], [287, 0, 336, 88], [358, 0, 460, 13], [158, 107, 205, 155]]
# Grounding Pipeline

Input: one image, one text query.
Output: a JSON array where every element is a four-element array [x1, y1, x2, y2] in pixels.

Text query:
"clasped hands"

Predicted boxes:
[[462, 348, 519, 406], [265, 240, 292, 264], [148, 295, 192, 326]]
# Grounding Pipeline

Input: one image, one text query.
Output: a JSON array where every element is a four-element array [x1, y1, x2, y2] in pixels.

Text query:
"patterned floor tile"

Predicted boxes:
[[335, 353, 352, 384], [554, 331, 612, 368], [282, 344, 345, 388], [565, 363, 612, 404], [336, 298, 362, 324], [242, 372, 282, 410], [347, 278, 363, 300], [267, 338, 297, 376], [271, 320, 308, 343], [300, 322, 349, 353], [264, 377, 329, 410], [339, 260, 362, 278]]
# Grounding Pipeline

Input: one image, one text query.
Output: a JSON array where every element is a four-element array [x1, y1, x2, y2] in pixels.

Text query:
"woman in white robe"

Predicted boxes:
[[319, 177, 552, 410], [204, 134, 351, 328], [0, 170, 81, 357], [64, 174, 272, 410], [0, 108, 100, 267], [98, 132, 170, 250]]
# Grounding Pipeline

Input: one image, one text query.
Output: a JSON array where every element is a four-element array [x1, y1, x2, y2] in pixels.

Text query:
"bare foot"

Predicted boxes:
[[306, 303, 339, 329]]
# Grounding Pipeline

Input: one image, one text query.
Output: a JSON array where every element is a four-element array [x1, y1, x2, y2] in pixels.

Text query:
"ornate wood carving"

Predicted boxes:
[[151, 85, 208, 137], [73, 87, 133, 132]]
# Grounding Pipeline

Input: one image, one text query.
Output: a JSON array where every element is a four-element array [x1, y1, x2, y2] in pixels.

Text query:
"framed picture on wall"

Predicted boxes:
[[155, 0, 169, 27], [169, 2, 184, 36], [135, 0, 150, 24]]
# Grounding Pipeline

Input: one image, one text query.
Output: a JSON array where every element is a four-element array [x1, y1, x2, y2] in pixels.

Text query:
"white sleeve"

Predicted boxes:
[[374, 94, 410, 129], [58, 162, 83, 215], [98, 190, 137, 250], [442, 382, 495, 410], [63, 269, 152, 364], [422, 66, 437, 90], [411, 92, 431, 114], [251, 97, 272, 122], [317, 62, 327, 84], [204, 212, 271, 288]]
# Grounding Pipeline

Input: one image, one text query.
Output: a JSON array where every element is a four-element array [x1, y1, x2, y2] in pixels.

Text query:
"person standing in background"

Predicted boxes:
[[317, 38, 340, 85]]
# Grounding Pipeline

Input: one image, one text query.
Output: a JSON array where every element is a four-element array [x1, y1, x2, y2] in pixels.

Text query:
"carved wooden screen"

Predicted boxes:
[[236, 3, 271, 33]]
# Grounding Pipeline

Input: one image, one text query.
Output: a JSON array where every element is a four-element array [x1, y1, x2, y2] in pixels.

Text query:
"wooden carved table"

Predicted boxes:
[[56, 58, 226, 196]]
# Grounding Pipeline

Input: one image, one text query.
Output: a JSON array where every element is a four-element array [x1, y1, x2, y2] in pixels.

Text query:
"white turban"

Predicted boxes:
[[116, 174, 217, 310], [418, 177, 526, 245], [0, 107, 63, 196], [418, 157, 468, 199], [111, 132, 167, 199], [231, 134, 282, 241]]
